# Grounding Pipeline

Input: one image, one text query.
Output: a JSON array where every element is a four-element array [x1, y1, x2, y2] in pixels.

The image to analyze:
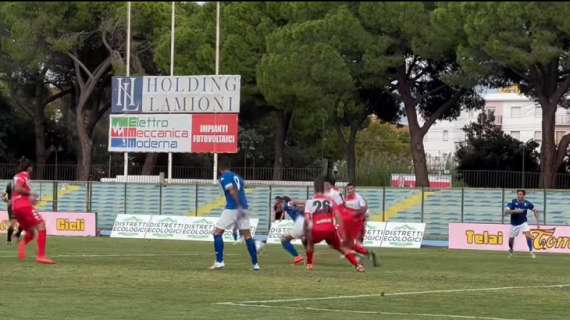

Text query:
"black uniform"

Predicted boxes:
[[5, 181, 13, 219]]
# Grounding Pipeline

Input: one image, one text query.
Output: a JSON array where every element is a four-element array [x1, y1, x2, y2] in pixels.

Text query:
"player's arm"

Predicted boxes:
[[357, 196, 368, 216], [226, 185, 241, 207], [13, 178, 30, 196], [291, 199, 306, 211]]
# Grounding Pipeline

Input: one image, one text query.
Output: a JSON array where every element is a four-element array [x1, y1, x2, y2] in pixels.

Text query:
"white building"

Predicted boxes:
[[423, 87, 570, 170]]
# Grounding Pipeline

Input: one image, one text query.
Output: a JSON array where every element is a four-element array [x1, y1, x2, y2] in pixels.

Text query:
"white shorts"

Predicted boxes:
[[510, 222, 530, 237], [287, 217, 305, 239], [215, 209, 251, 231]]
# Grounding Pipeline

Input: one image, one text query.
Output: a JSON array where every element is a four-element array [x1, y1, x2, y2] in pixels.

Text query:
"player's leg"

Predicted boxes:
[[6, 205, 14, 242], [280, 234, 303, 265], [210, 209, 234, 270], [237, 212, 259, 270], [522, 223, 535, 258], [508, 225, 519, 257], [328, 231, 364, 272], [15, 208, 55, 264], [34, 217, 55, 264], [305, 233, 317, 271]]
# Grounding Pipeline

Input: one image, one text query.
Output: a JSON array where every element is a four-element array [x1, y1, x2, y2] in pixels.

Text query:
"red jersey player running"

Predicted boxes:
[[12, 158, 55, 264], [324, 177, 378, 267], [304, 176, 365, 272]]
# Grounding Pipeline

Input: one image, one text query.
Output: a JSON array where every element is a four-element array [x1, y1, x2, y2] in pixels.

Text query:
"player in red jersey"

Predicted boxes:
[[324, 177, 378, 267], [344, 182, 378, 266], [304, 177, 364, 272], [11, 158, 55, 264]]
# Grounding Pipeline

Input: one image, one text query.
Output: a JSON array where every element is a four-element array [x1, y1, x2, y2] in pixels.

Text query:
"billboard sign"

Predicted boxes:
[[108, 114, 238, 153], [112, 75, 241, 114]]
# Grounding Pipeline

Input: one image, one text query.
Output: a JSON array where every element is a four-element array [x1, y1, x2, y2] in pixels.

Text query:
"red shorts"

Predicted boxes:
[[13, 206, 44, 231], [340, 209, 364, 242], [311, 225, 341, 249]]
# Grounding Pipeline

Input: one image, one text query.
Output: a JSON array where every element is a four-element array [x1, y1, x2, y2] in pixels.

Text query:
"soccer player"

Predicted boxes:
[[11, 158, 55, 264], [324, 177, 377, 266], [2, 180, 22, 243], [304, 177, 364, 272], [504, 189, 540, 259], [210, 162, 259, 271], [345, 182, 368, 243], [273, 196, 304, 265]]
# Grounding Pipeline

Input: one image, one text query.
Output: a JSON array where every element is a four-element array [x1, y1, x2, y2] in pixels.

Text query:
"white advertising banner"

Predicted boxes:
[[110, 214, 258, 241], [266, 220, 425, 249], [380, 222, 426, 249]]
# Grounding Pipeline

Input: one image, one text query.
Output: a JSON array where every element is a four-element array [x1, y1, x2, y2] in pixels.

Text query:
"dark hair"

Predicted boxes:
[[517, 189, 526, 195], [314, 176, 325, 193], [218, 157, 232, 171], [347, 182, 355, 188], [275, 195, 291, 202], [324, 175, 336, 186], [16, 157, 32, 173]]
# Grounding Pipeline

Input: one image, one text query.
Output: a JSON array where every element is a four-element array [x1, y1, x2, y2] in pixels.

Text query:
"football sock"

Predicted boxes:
[[37, 229, 47, 257], [213, 234, 224, 263], [245, 238, 258, 265], [281, 239, 299, 257], [526, 238, 533, 252]]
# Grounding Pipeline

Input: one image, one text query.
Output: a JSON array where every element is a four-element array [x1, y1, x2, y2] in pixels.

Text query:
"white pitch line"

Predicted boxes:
[[0, 252, 238, 259], [235, 283, 570, 304], [217, 302, 525, 320]]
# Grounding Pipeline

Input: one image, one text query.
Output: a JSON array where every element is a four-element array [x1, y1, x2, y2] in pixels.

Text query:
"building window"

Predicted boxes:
[[511, 106, 522, 118], [510, 131, 521, 140], [534, 131, 542, 143], [486, 107, 496, 117], [443, 130, 449, 141]]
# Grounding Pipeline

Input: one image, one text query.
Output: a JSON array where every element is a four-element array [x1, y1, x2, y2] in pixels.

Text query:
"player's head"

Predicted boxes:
[[346, 182, 356, 196], [517, 189, 526, 201], [314, 176, 325, 194], [323, 175, 336, 192], [17, 157, 33, 174], [218, 157, 232, 176], [273, 196, 286, 211]]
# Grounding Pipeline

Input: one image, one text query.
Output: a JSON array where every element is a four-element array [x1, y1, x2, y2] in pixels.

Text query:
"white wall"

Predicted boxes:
[[422, 91, 570, 166]]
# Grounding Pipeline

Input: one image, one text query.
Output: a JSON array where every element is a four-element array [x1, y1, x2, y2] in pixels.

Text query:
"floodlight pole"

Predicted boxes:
[[168, 1, 176, 183], [123, 1, 132, 178], [213, 1, 221, 182]]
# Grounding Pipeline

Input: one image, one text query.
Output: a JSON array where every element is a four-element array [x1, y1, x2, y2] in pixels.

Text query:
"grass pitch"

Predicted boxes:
[[0, 237, 569, 320]]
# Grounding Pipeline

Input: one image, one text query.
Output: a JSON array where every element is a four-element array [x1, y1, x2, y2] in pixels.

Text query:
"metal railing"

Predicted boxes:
[[0, 163, 325, 182], [4, 162, 570, 189]]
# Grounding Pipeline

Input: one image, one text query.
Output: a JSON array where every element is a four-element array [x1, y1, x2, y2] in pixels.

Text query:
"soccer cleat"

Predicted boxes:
[[306, 263, 314, 271], [508, 249, 513, 258], [355, 264, 366, 272], [36, 256, 56, 264], [293, 256, 304, 265], [531, 252, 536, 259], [209, 261, 225, 270], [253, 263, 260, 271]]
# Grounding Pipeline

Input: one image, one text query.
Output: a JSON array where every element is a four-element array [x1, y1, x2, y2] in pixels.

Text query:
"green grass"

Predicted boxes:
[[0, 237, 569, 320]]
